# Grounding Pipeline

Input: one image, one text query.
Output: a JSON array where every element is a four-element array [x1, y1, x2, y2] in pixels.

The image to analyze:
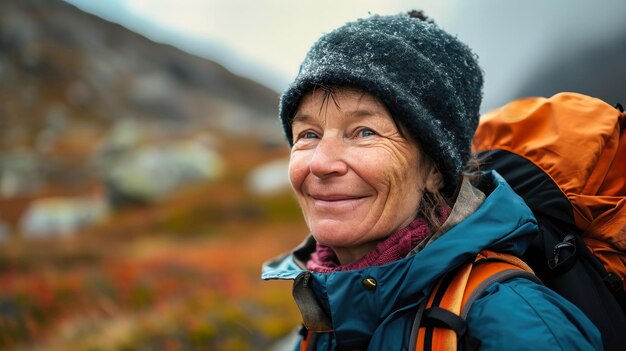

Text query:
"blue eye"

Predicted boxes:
[[358, 129, 376, 137], [303, 131, 319, 139]]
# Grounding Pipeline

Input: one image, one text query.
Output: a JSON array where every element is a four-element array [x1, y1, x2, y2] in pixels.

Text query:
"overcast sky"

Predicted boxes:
[[63, 0, 626, 112]]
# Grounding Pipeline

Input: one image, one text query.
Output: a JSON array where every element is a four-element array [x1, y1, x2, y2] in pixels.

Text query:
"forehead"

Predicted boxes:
[[294, 88, 391, 121]]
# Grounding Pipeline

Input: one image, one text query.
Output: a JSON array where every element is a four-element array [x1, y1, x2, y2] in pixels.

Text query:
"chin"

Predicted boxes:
[[312, 228, 351, 246], [312, 226, 372, 248]]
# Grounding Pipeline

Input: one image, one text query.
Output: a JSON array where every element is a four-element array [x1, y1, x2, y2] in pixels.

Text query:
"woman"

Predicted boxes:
[[263, 11, 602, 350]]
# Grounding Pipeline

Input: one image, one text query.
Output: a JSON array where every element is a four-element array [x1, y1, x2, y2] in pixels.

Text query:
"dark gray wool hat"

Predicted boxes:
[[279, 11, 484, 196]]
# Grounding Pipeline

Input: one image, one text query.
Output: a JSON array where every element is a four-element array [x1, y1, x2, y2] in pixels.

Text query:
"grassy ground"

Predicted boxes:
[[0, 137, 308, 350]]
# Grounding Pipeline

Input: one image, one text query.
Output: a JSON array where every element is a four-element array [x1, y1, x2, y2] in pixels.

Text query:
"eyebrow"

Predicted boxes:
[[291, 114, 312, 124]]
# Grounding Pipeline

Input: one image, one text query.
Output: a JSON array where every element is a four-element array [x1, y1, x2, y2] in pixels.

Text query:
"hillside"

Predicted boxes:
[[0, 0, 285, 227], [0, 0, 280, 127], [0, 1, 305, 350]]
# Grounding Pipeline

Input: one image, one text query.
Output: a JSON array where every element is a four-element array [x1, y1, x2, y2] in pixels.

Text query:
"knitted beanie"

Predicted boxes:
[[279, 11, 483, 196]]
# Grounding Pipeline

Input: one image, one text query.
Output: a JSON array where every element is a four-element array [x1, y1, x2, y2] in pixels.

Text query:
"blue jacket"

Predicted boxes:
[[262, 172, 602, 350]]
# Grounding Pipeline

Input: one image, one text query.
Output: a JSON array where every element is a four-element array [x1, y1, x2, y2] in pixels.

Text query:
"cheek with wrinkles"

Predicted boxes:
[[355, 143, 421, 186], [361, 135, 417, 165]]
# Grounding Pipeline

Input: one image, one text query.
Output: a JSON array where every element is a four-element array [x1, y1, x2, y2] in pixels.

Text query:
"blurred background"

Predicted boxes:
[[0, 0, 624, 350]]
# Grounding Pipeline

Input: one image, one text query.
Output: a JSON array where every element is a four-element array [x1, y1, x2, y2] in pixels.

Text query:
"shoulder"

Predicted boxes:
[[466, 277, 603, 351]]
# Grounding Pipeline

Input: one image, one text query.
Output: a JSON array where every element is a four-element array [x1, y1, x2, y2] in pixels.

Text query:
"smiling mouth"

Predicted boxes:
[[309, 194, 368, 209], [311, 194, 366, 201]]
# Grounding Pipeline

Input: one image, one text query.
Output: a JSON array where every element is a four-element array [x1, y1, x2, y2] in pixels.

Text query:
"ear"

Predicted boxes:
[[424, 166, 444, 193]]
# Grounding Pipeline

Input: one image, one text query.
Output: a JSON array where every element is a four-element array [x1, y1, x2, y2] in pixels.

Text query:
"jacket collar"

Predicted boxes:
[[410, 176, 486, 255]]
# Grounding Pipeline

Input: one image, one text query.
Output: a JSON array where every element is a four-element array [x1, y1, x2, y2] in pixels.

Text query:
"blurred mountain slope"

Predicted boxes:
[[0, 2, 304, 349], [0, 0, 285, 222], [0, 0, 281, 148]]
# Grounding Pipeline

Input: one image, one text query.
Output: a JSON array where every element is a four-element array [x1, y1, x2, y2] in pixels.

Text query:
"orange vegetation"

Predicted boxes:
[[0, 136, 307, 351]]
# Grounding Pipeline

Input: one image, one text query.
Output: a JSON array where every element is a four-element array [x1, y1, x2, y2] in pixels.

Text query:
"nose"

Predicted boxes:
[[308, 135, 349, 178]]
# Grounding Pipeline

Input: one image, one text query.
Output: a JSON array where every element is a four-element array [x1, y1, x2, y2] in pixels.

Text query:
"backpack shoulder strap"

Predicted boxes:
[[412, 250, 540, 351], [299, 327, 317, 351]]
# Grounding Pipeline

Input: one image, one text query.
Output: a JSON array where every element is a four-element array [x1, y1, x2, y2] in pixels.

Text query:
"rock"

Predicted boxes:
[[247, 158, 290, 195], [127, 72, 188, 121], [0, 151, 43, 197], [100, 118, 143, 154], [19, 195, 109, 237], [104, 139, 223, 206]]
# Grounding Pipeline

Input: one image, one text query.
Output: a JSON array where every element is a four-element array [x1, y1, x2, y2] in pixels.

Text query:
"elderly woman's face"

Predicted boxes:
[[289, 89, 439, 261]]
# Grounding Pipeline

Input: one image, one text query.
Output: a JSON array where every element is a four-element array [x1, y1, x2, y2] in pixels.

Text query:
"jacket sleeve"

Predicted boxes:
[[466, 277, 603, 351]]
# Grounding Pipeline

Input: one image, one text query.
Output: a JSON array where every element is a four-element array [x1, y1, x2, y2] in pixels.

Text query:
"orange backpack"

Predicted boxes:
[[473, 92, 625, 286], [471, 92, 625, 350]]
